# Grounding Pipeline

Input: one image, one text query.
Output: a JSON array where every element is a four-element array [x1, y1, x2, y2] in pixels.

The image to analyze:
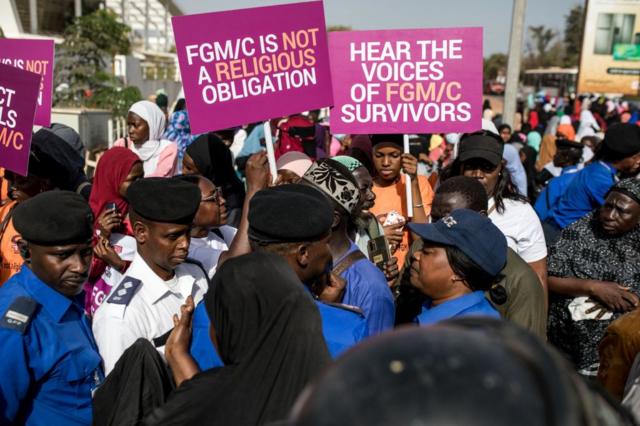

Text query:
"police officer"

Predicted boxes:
[[189, 183, 369, 369], [0, 191, 102, 425], [92, 177, 208, 374]]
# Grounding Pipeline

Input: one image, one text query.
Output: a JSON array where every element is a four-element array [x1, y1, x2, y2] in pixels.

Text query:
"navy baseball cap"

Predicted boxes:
[[408, 209, 507, 276]]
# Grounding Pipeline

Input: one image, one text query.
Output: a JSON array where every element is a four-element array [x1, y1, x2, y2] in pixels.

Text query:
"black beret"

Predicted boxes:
[[555, 138, 583, 150], [370, 134, 404, 148], [248, 184, 333, 243], [13, 191, 93, 246], [127, 177, 201, 224], [603, 123, 640, 156]]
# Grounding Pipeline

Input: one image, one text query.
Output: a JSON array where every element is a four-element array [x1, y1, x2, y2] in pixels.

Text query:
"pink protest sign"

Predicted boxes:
[[0, 38, 54, 127], [329, 28, 483, 134], [172, 1, 333, 134], [0, 63, 40, 176]]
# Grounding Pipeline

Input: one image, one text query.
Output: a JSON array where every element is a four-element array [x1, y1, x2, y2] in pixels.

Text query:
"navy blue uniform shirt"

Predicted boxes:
[[0, 266, 104, 425]]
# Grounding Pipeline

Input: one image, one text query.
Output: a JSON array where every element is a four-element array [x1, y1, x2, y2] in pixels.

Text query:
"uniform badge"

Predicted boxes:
[[1, 296, 38, 333]]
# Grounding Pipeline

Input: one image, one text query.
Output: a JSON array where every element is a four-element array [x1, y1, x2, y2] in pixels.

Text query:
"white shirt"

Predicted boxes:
[[188, 226, 237, 279], [92, 252, 209, 374], [488, 197, 547, 263]]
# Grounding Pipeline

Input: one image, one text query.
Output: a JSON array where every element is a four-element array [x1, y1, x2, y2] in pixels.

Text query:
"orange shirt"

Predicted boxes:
[[0, 200, 22, 286], [370, 174, 434, 267]]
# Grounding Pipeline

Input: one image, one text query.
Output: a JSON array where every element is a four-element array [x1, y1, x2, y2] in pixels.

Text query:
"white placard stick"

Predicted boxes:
[[263, 121, 277, 184], [404, 134, 413, 218]]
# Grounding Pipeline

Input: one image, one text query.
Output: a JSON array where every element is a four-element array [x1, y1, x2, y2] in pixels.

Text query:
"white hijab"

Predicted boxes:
[[128, 100, 172, 175]]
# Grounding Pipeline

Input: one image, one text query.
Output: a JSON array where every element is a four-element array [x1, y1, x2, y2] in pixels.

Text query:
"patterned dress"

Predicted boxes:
[[163, 110, 195, 169], [547, 211, 640, 376]]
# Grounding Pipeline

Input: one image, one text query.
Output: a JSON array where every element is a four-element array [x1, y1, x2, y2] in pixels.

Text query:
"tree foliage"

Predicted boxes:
[[483, 53, 507, 80], [563, 4, 585, 67], [327, 25, 352, 32], [54, 9, 140, 116], [525, 25, 560, 68]]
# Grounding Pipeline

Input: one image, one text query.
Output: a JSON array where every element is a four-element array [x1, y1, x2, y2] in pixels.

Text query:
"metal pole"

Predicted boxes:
[[144, 0, 149, 51], [164, 0, 169, 52], [29, 0, 38, 34], [75, 0, 82, 17], [121, 0, 126, 22], [503, 0, 527, 128]]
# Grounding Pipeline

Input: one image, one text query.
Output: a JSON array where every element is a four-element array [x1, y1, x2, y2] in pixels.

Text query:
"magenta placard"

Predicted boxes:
[[329, 28, 483, 134], [0, 63, 40, 176], [0, 38, 54, 127], [172, 1, 333, 134]]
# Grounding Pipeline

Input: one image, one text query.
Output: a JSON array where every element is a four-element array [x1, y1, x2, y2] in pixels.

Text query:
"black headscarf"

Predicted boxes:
[[145, 251, 331, 426], [186, 133, 245, 211], [30, 129, 91, 200]]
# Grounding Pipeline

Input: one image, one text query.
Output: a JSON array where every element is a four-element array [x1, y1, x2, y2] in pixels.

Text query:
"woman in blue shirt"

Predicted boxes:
[[407, 209, 507, 325]]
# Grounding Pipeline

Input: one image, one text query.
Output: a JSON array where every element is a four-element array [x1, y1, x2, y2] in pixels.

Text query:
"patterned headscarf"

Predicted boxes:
[[332, 155, 363, 172], [609, 178, 640, 206], [302, 159, 360, 214]]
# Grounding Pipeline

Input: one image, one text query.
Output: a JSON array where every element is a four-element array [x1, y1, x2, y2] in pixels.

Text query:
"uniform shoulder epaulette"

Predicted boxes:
[[1, 296, 38, 334], [323, 302, 365, 317], [106, 277, 142, 306]]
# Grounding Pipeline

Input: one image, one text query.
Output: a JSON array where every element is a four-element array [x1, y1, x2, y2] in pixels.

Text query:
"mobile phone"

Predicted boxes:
[[105, 202, 118, 213], [368, 236, 390, 270]]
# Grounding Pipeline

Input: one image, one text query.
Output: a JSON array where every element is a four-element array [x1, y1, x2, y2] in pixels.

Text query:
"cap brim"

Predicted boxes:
[[458, 149, 502, 166], [407, 223, 455, 247]]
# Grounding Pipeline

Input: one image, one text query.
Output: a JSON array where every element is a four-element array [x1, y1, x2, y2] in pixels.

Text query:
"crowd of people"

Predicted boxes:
[[0, 91, 639, 425]]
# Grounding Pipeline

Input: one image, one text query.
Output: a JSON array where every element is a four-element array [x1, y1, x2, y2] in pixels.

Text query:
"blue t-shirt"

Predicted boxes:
[[534, 165, 580, 221], [340, 243, 395, 335], [189, 295, 370, 368], [0, 266, 104, 425], [548, 161, 617, 228], [416, 291, 500, 326]]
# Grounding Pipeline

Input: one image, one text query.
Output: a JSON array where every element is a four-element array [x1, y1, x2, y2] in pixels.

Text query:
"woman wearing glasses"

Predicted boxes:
[[175, 175, 236, 280]]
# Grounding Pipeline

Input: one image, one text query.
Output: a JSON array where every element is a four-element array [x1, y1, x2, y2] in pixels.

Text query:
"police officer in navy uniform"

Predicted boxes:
[[189, 183, 369, 369], [0, 191, 103, 425], [92, 177, 208, 374]]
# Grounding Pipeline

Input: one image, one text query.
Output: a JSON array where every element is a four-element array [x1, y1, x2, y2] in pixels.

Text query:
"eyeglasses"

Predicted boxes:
[[201, 187, 221, 203]]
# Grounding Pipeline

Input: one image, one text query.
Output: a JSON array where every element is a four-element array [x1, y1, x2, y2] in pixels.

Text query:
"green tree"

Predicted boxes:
[[563, 4, 585, 67], [525, 25, 561, 68], [54, 9, 140, 116], [483, 53, 507, 80]]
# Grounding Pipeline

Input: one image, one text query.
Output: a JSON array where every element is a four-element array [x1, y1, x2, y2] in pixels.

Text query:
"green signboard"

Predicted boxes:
[[613, 44, 640, 61]]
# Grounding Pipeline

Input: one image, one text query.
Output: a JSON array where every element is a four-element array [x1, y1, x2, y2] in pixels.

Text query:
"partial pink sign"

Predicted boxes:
[[172, 1, 333, 134], [0, 63, 40, 176], [0, 38, 54, 127], [329, 28, 483, 134]]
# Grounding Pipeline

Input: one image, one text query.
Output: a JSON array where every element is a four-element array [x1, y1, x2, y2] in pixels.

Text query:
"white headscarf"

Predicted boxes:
[[129, 100, 166, 141], [128, 100, 172, 175]]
